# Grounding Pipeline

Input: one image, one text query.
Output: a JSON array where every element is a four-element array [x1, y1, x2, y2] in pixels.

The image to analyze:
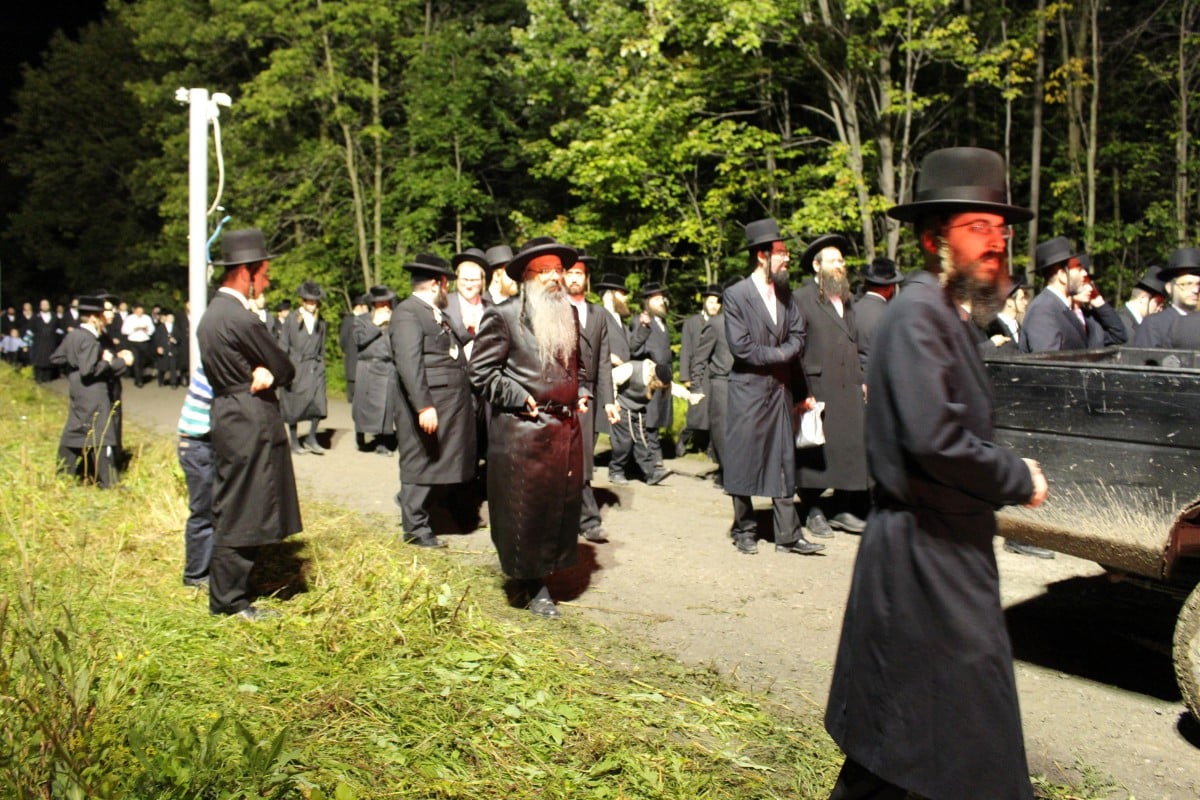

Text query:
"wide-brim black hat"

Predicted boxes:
[[297, 281, 324, 301], [404, 253, 455, 280], [1034, 236, 1080, 274], [861, 256, 903, 285], [275, 300, 292, 312], [641, 281, 665, 299], [366, 284, 396, 304], [355, 293, 373, 307], [506, 237, 578, 282], [1136, 265, 1166, 295], [572, 249, 597, 270], [213, 228, 276, 267], [887, 147, 1033, 224], [800, 234, 851, 274], [744, 218, 785, 250], [1161, 247, 1200, 281], [76, 295, 106, 315], [451, 248, 488, 271], [594, 273, 627, 292], [485, 245, 514, 271], [1006, 272, 1027, 299], [701, 283, 722, 298]]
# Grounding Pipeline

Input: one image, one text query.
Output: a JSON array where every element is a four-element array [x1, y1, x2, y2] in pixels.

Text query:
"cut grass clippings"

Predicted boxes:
[[0, 364, 1114, 799]]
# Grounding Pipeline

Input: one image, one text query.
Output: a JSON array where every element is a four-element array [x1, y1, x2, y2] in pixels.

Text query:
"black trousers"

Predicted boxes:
[[829, 757, 911, 800], [399, 482, 436, 539], [209, 544, 261, 615], [608, 407, 657, 479], [731, 495, 799, 545], [58, 442, 117, 488], [580, 483, 601, 532]]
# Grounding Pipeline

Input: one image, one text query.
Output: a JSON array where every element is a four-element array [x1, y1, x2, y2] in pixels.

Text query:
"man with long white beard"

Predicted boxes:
[[824, 147, 1048, 800], [469, 237, 589, 618]]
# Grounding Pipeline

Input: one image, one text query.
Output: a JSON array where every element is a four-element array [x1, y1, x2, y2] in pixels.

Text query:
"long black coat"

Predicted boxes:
[[1020, 289, 1126, 351], [29, 313, 60, 369], [629, 314, 673, 428], [279, 312, 328, 423], [198, 291, 302, 548], [468, 298, 585, 579], [793, 281, 868, 492], [722, 276, 805, 499], [338, 313, 359, 393], [825, 271, 1035, 800], [390, 296, 475, 484], [694, 310, 732, 468], [574, 300, 613, 481], [853, 292, 888, 372], [597, 308, 629, 436], [678, 311, 710, 430], [352, 314, 399, 434], [50, 327, 126, 448]]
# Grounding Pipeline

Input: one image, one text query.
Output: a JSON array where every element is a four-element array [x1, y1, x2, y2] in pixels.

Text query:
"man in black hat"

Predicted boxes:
[[722, 217, 825, 557], [469, 236, 589, 618], [152, 308, 183, 387], [50, 295, 134, 487], [594, 272, 637, 484], [338, 293, 369, 404], [677, 285, 721, 456], [445, 248, 492, 354], [793, 232, 869, 537], [982, 275, 1028, 351], [197, 228, 302, 620], [824, 147, 1048, 800], [353, 285, 401, 454], [1019, 236, 1125, 352], [391, 254, 477, 548], [1117, 265, 1166, 341], [629, 281, 673, 473], [854, 256, 903, 370], [280, 281, 328, 455], [565, 251, 619, 542], [1133, 247, 1200, 347], [692, 280, 735, 488], [29, 298, 62, 383], [484, 245, 519, 305]]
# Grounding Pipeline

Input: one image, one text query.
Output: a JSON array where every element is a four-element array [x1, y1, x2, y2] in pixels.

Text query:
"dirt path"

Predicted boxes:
[[113, 382, 1200, 798]]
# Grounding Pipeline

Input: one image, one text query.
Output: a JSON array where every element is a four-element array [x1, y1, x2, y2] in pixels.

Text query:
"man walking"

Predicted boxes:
[[280, 281, 328, 455]]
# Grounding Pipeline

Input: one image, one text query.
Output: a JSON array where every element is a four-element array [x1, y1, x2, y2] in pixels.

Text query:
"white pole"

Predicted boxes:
[[186, 87, 210, 378]]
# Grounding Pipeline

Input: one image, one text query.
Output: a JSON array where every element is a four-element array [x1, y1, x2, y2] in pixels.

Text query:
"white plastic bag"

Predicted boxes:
[[795, 401, 826, 448]]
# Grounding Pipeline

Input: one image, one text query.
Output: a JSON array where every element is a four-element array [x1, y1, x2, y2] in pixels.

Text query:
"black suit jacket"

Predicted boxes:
[[1020, 290, 1126, 352], [629, 314, 673, 427], [574, 300, 612, 478]]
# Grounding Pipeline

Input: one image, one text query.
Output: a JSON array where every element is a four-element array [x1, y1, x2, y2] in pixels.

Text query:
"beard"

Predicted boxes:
[[611, 293, 630, 317], [939, 244, 1007, 325], [818, 267, 850, 300], [433, 284, 449, 309], [524, 278, 578, 371], [770, 267, 791, 294]]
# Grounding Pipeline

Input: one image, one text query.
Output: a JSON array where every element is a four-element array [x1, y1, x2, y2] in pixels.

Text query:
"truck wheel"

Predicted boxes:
[[1173, 582, 1200, 721]]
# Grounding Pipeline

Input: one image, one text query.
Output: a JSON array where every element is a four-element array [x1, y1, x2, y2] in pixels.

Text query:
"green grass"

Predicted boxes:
[[0, 364, 1117, 799]]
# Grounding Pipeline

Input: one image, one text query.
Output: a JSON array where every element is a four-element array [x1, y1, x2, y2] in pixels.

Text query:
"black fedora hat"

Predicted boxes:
[[701, 283, 722, 298], [1006, 272, 1027, 299], [571, 249, 597, 270], [366, 284, 396, 304], [744, 218, 785, 250], [451, 247, 488, 271], [403, 253, 455, 280], [641, 281, 665, 299], [354, 292, 372, 307], [1136, 265, 1166, 296], [1161, 247, 1200, 281], [505, 237, 577, 282], [275, 300, 292, 312], [800, 233, 851, 273], [485, 245, 514, 271], [888, 147, 1033, 224], [75, 295, 106, 315], [297, 281, 324, 301], [861, 256, 903, 285], [213, 228, 275, 267], [1034, 236, 1080, 274], [594, 273, 627, 292]]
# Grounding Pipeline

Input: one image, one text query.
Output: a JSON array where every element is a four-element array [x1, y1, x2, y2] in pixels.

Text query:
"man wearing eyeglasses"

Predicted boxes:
[[1019, 236, 1126, 352], [390, 254, 476, 549], [825, 148, 1048, 800], [1132, 247, 1200, 348]]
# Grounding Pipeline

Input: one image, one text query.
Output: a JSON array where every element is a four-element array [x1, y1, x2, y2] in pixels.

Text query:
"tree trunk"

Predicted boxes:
[[1085, 0, 1100, 252], [1027, 0, 1046, 280], [372, 42, 383, 287]]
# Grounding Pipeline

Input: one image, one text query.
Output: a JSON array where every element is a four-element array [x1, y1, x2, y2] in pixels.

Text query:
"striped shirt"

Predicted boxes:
[[177, 364, 213, 437]]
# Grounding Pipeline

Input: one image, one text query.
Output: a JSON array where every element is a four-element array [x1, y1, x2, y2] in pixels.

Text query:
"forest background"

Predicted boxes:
[[2, 0, 1198, 328]]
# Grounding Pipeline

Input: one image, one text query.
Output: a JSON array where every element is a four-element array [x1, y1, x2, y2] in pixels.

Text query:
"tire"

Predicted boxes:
[[1173, 581, 1200, 721]]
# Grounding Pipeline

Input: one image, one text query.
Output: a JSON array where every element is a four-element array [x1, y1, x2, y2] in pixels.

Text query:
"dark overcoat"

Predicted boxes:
[[853, 292, 888, 372], [1020, 289, 1127, 351], [694, 310, 733, 468], [352, 314, 399, 434], [50, 327, 126, 448], [793, 281, 868, 491], [722, 276, 805, 499], [338, 313, 359, 399], [468, 298, 585, 579], [597, 309, 630, 436], [1132, 305, 1184, 348], [444, 292, 491, 344], [1116, 304, 1140, 343], [678, 312, 710, 430], [198, 291, 302, 547], [390, 296, 475, 484], [279, 312, 328, 423], [629, 315, 673, 428], [29, 313, 60, 368], [575, 300, 612, 481], [825, 271, 1035, 800]]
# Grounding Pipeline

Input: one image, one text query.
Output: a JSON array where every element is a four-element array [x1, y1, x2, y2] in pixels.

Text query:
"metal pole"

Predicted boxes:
[[186, 87, 209, 378]]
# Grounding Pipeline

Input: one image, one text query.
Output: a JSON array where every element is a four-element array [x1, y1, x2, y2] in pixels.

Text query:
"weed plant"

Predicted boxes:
[[0, 365, 1111, 799]]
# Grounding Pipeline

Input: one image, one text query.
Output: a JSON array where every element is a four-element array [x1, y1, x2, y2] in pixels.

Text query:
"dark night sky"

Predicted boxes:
[[1, 0, 108, 123]]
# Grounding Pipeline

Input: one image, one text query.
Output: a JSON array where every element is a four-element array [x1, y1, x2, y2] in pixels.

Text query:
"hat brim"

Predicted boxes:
[[1160, 266, 1200, 282], [862, 271, 904, 286], [887, 199, 1034, 225], [594, 282, 626, 292], [404, 264, 456, 279], [800, 234, 852, 273], [506, 243, 578, 282]]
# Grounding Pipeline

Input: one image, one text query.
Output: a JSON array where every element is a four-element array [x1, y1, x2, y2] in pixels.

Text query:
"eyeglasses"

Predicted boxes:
[[526, 266, 564, 276], [945, 220, 1014, 241], [1174, 277, 1200, 289]]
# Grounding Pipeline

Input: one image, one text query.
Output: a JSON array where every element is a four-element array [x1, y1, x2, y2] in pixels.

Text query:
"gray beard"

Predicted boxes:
[[525, 279, 577, 371]]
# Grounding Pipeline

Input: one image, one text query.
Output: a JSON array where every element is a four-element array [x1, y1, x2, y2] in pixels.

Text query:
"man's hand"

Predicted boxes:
[[156, 347, 164, 355], [638, 311, 650, 326], [989, 334, 1011, 347], [117, 350, 134, 366], [250, 366, 275, 393], [801, 395, 817, 412], [577, 395, 589, 414], [604, 403, 621, 424], [1023, 458, 1049, 508], [525, 395, 539, 416], [418, 406, 438, 434], [687, 392, 705, 406]]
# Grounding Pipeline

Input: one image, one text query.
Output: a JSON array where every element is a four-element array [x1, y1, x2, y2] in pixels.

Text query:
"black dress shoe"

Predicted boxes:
[[776, 539, 826, 555], [806, 508, 835, 538], [581, 527, 608, 543], [374, 444, 392, 456], [1003, 540, 1056, 559], [830, 512, 867, 533], [290, 442, 306, 456], [734, 534, 758, 555], [609, 472, 629, 485], [304, 438, 326, 455], [646, 468, 671, 486], [528, 597, 561, 618], [402, 533, 447, 549]]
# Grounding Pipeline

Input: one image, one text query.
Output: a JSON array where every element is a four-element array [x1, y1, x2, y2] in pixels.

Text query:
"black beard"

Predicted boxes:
[[770, 269, 791, 294], [946, 263, 1006, 325], [433, 285, 449, 309]]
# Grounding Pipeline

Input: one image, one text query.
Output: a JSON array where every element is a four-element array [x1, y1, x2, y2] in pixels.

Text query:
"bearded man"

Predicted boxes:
[[824, 147, 1048, 800], [1133, 247, 1200, 347], [629, 282, 673, 471], [469, 237, 588, 618]]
